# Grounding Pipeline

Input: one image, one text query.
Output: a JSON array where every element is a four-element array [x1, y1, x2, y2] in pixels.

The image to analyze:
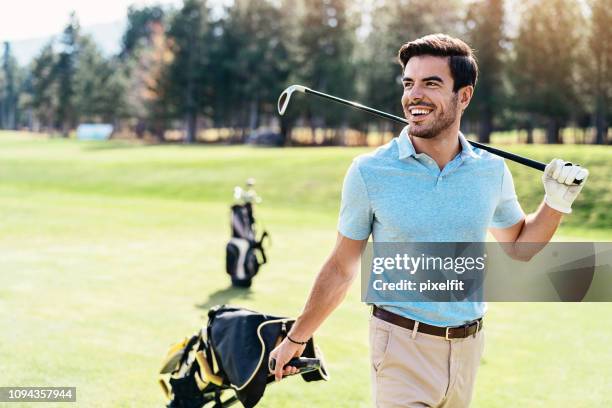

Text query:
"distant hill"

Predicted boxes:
[[10, 20, 127, 66]]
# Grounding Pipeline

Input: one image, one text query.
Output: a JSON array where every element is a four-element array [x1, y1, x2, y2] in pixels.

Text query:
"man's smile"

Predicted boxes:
[[408, 106, 434, 122]]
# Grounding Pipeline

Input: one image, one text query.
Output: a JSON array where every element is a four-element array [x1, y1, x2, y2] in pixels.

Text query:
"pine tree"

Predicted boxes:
[[73, 36, 127, 123], [215, 0, 290, 138], [588, 0, 612, 144], [30, 42, 59, 131], [54, 13, 81, 136], [163, 0, 212, 143], [465, 0, 505, 143], [1, 42, 19, 130], [512, 0, 584, 144], [295, 0, 358, 143]]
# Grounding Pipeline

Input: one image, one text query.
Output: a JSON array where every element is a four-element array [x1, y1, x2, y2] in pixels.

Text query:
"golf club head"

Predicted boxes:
[[277, 85, 307, 115]]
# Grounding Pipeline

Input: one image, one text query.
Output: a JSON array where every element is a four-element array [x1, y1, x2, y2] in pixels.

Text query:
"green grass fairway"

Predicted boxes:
[[1, 131, 611, 407]]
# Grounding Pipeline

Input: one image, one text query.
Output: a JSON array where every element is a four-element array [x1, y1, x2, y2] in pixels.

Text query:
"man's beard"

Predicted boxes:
[[406, 94, 459, 139]]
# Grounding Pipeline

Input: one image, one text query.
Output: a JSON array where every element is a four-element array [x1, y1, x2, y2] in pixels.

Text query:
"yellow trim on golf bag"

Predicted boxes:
[[195, 350, 223, 386]]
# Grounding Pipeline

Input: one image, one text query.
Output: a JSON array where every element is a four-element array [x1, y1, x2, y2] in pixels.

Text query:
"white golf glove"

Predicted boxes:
[[542, 158, 588, 214]]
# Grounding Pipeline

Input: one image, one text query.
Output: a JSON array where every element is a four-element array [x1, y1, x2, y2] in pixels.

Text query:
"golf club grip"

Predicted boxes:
[[468, 140, 583, 185], [269, 357, 320, 372]]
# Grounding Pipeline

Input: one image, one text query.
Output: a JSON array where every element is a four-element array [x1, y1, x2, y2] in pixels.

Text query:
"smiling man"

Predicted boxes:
[[269, 34, 588, 407]]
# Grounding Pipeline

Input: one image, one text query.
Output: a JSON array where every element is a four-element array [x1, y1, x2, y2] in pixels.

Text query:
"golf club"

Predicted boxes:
[[278, 85, 584, 185], [269, 357, 321, 374]]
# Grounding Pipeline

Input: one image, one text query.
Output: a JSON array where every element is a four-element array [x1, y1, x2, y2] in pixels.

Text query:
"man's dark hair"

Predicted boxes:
[[398, 34, 478, 92]]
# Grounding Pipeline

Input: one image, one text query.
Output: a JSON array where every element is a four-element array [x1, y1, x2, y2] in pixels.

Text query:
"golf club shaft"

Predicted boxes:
[[303, 87, 580, 182], [305, 87, 409, 126]]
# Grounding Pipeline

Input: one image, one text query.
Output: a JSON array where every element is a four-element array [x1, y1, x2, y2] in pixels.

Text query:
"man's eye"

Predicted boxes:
[[427, 82, 438, 87], [403, 83, 413, 89]]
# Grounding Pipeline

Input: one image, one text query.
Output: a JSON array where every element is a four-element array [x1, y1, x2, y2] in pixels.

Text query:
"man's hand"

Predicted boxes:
[[267, 233, 365, 382], [543, 158, 589, 214], [269, 337, 307, 381]]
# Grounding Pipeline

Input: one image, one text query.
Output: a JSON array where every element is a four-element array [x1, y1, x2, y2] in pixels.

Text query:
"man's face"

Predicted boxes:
[[401, 55, 463, 139]]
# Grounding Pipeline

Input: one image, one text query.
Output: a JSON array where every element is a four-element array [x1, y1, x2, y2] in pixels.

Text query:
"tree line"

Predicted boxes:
[[0, 0, 610, 145]]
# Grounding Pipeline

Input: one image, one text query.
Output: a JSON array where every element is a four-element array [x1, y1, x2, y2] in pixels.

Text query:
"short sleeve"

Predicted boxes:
[[337, 161, 373, 240], [490, 162, 525, 229]]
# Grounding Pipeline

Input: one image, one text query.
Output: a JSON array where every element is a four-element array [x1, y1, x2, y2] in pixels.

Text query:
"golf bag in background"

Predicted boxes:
[[226, 180, 269, 288], [159, 305, 329, 408]]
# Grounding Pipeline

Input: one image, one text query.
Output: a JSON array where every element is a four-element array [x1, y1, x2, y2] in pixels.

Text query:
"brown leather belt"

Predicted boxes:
[[372, 306, 483, 340]]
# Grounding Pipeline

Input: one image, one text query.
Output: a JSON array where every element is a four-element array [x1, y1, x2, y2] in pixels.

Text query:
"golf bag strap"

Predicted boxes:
[[204, 342, 214, 380], [205, 316, 217, 379]]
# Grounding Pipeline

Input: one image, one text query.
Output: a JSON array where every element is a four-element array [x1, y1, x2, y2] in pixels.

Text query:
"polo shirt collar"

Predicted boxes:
[[397, 126, 416, 160], [458, 131, 479, 159], [397, 126, 479, 160]]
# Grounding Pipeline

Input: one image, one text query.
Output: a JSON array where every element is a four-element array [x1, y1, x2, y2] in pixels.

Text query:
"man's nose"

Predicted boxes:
[[406, 84, 424, 102]]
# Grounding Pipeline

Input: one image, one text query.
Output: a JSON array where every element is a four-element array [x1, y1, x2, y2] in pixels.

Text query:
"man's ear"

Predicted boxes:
[[459, 85, 474, 108]]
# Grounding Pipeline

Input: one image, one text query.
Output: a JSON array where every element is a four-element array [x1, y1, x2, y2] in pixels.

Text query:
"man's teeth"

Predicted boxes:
[[410, 108, 432, 115]]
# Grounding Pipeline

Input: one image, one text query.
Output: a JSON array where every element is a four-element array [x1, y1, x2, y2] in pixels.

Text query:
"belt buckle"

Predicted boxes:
[[445, 326, 453, 341], [446, 321, 474, 340]]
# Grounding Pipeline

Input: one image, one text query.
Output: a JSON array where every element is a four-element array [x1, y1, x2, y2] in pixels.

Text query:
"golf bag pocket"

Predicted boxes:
[[226, 238, 260, 284]]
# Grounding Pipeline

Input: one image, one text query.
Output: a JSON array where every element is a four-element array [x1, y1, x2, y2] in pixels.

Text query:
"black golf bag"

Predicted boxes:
[[159, 305, 329, 408], [226, 203, 268, 287]]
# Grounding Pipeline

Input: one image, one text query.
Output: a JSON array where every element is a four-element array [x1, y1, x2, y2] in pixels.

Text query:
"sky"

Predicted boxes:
[[0, 0, 182, 42]]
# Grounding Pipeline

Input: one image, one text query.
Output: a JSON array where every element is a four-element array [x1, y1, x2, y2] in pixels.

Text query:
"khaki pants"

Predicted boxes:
[[370, 315, 485, 408]]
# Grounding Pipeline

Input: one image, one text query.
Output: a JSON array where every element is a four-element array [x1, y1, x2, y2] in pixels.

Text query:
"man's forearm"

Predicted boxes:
[[507, 201, 563, 261], [517, 201, 563, 243], [287, 256, 358, 341]]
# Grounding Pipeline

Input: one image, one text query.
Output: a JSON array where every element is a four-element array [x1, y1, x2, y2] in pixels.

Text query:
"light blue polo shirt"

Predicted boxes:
[[338, 126, 524, 326]]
